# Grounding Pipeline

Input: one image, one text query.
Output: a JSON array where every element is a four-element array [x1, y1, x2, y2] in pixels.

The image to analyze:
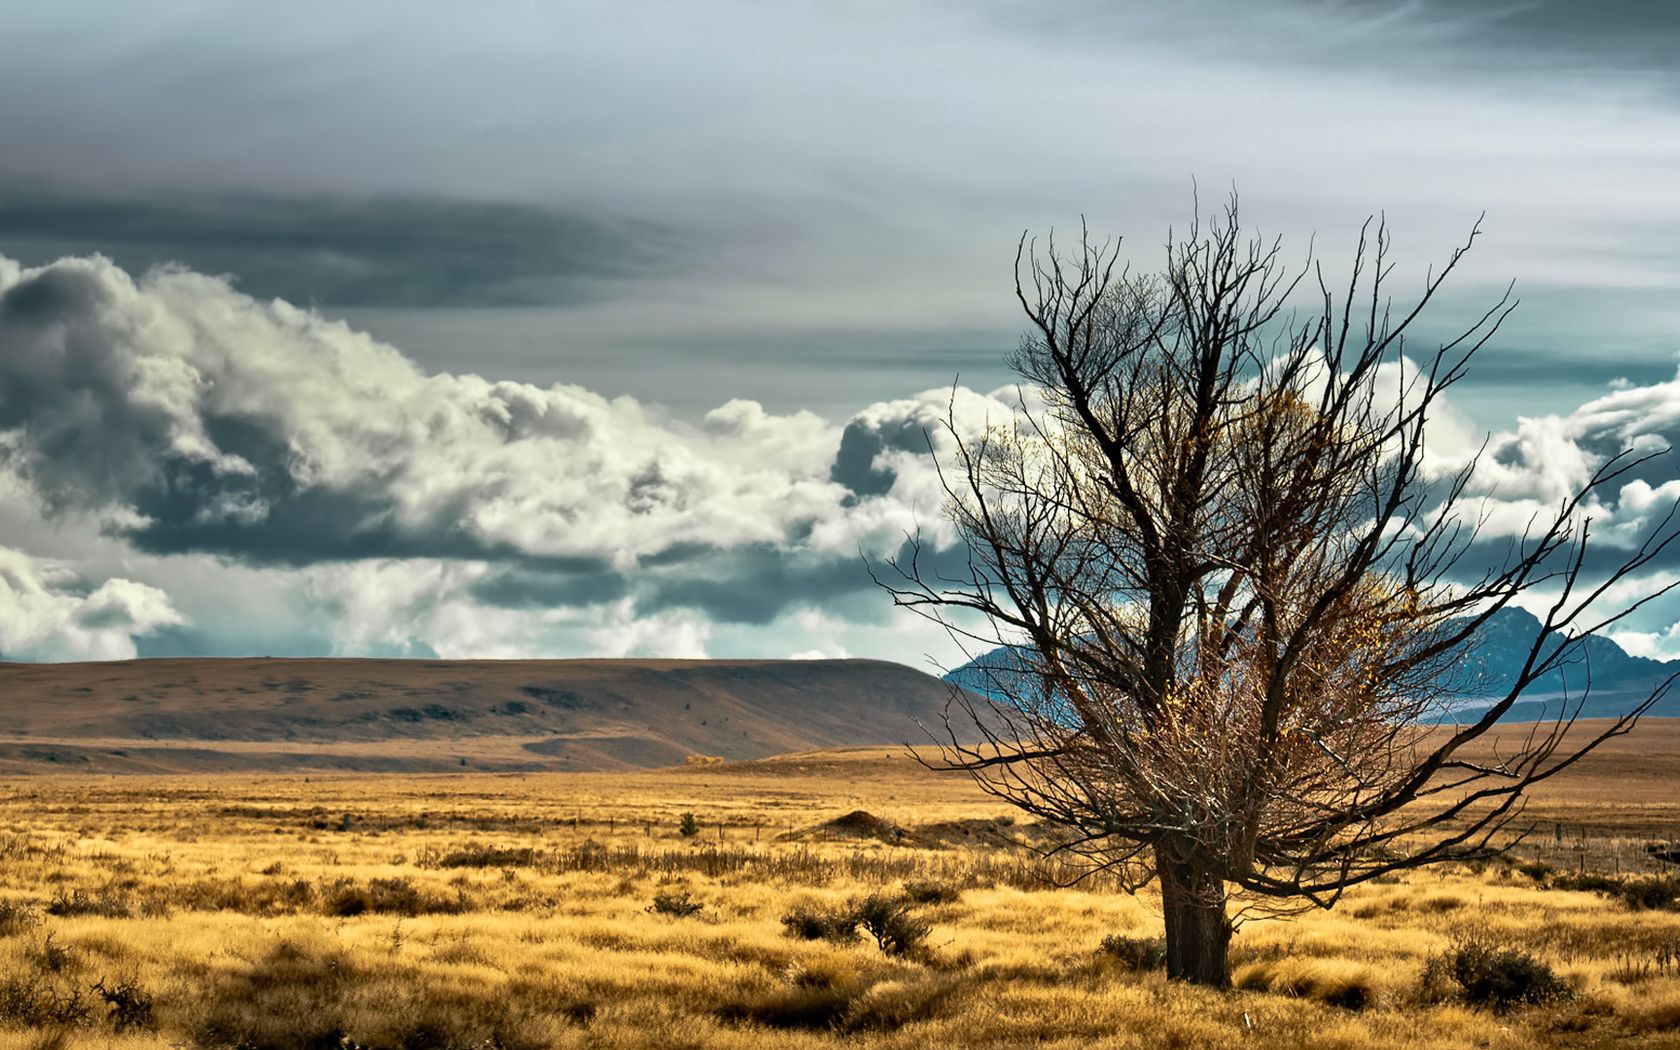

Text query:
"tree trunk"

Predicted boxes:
[[1156, 845, 1233, 987]]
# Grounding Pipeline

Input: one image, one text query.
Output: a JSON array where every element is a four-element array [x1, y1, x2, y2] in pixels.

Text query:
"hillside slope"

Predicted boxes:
[[0, 657, 968, 774]]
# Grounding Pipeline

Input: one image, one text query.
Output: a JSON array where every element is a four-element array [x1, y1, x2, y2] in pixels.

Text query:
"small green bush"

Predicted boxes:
[[678, 813, 700, 838]]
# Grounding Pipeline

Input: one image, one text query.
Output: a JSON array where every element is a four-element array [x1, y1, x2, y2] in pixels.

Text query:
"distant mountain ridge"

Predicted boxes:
[[0, 657, 980, 774], [942, 606, 1680, 722]]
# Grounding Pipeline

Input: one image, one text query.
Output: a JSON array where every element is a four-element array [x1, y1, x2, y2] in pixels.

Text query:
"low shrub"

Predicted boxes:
[[842, 977, 958, 1032], [854, 894, 932, 958], [1421, 932, 1569, 1010], [93, 977, 155, 1031], [1550, 871, 1680, 910], [32, 934, 74, 974], [0, 973, 93, 1028], [46, 887, 130, 919], [678, 813, 700, 838], [718, 984, 860, 1030], [1096, 934, 1167, 972], [902, 880, 961, 905], [718, 973, 954, 1034], [781, 904, 860, 943], [194, 938, 555, 1050], [324, 877, 458, 917], [0, 899, 38, 936], [433, 845, 538, 869], [648, 889, 704, 918], [1613, 874, 1680, 911]]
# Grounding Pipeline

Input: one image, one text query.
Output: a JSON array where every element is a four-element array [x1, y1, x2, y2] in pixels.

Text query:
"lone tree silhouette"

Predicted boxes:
[[880, 197, 1680, 987]]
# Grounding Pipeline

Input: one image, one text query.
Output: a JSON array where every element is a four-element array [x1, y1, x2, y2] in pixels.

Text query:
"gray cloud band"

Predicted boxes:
[[0, 184, 684, 309]]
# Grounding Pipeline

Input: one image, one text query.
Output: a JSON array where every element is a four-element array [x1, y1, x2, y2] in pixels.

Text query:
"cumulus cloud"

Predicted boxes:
[[1447, 367, 1680, 558], [0, 546, 183, 660], [0, 254, 937, 565], [0, 253, 1026, 651], [1, 251, 1677, 663]]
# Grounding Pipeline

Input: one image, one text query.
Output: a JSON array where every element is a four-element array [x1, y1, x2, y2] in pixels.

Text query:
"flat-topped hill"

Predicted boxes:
[[0, 657, 968, 774]]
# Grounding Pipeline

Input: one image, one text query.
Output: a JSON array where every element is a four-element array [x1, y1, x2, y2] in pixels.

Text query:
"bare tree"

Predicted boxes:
[[879, 197, 1680, 987]]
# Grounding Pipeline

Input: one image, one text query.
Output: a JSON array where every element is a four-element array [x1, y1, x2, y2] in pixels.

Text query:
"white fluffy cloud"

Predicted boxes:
[[0, 253, 1035, 661], [0, 254, 1031, 573], [0, 546, 183, 660], [1, 251, 1678, 664], [0, 255, 860, 565]]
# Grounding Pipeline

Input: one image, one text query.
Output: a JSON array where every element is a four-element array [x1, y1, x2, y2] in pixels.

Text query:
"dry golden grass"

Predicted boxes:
[[0, 748, 1676, 1048]]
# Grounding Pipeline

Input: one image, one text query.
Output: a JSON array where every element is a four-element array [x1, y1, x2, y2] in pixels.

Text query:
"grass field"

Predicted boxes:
[[0, 735, 1678, 1049]]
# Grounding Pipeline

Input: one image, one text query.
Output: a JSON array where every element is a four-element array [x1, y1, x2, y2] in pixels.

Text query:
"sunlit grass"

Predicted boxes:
[[0, 764, 1675, 1048]]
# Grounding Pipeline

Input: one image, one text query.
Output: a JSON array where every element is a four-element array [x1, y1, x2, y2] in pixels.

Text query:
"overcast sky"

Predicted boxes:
[[2, 0, 1680, 668]]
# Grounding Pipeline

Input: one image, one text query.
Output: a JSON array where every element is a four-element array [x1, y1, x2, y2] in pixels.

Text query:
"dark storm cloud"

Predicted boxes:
[[465, 538, 977, 626], [0, 182, 684, 309], [134, 623, 349, 659], [830, 414, 932, 500], [994, 0, 1680, 73], [464, 562, 631, 611], [1369, 0, 1680, 62]]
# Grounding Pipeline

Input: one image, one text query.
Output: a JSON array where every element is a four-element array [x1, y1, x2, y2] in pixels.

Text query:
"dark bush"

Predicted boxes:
[[1549, 871, 1621, 895], [324, 877, 454, 917], [435, 845, 538, 869], [780, 905, 860, 942], [1612, 874, 1680, 911], [1550, 870, 1680, 910], [678, 813, 700, 838], [648, 890, 704, 918], [0, 898, 37, 935], [33, 934, 73, 973], [0, 974, 93, 1028], [853, 894, 932, 958], [46, 887, 130, 919], [1422, 934, 1570, 1010], [902, 880, 961, 905], [94, 977, 155, 1031], [1096, 934, 1167, 971]]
